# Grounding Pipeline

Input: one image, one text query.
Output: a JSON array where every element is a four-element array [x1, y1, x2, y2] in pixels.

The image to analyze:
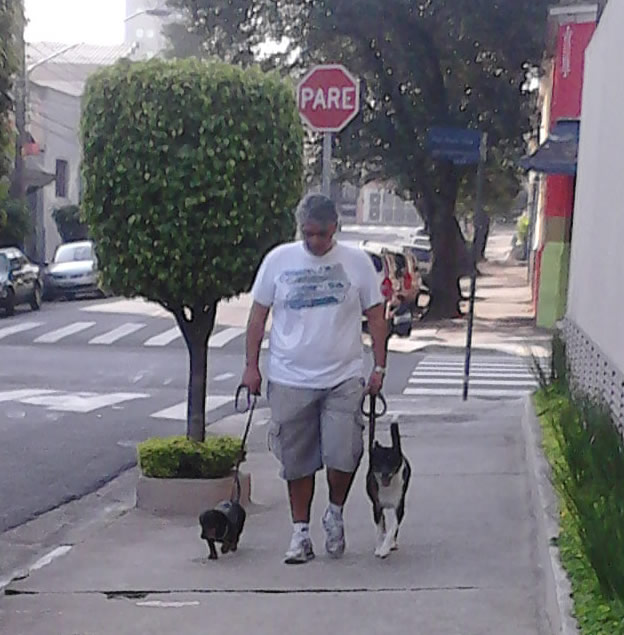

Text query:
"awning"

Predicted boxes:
[[519, 119, 580, 176], [25, 167, 56, 192]]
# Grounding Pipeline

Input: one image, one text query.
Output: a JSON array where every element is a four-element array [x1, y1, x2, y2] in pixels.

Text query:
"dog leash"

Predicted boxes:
[[232, 385, 258, 503], [361, 392, 388, 453]]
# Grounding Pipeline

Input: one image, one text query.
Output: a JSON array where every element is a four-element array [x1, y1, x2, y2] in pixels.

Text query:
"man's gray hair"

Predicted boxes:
[[296, 194, 338, 227]]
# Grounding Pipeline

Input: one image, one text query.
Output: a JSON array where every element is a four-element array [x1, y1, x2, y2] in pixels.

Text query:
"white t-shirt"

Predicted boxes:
[[252, 241, 383, 389]]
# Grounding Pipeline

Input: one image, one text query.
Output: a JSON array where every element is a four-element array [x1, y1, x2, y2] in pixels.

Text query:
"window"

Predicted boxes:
[[55, 159, 68, 198]]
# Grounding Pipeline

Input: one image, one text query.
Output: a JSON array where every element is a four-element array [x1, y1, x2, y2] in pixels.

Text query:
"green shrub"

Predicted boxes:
[[535, 334, 624, 605], [536, 387, 624, 633], [53, 205, 89, 242], [516, 214, 529, 244], [138, 435, 243, 479], [0, 195, 30, 248]]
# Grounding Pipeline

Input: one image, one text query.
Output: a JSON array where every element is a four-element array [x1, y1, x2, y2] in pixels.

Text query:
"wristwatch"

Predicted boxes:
[[373, 365, 386, 376]]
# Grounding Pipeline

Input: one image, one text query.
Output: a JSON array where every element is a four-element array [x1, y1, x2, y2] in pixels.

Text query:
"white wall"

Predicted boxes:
[[567, 0, 624, 373], [29, 85, 83, 260]]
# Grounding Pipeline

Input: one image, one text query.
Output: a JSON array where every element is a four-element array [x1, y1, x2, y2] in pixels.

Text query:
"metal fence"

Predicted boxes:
[[563, 318, 624, 430]]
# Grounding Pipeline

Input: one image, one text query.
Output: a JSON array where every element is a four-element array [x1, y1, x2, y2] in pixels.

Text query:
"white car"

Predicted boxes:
[[43, 240, 102, 300]]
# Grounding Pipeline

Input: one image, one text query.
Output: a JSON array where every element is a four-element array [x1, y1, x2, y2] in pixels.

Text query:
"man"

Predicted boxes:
[[241, 193, 388, 564]]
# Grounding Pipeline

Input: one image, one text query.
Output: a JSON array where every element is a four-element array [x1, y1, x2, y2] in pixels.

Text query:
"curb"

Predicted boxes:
[[521, 396, 578, 635]]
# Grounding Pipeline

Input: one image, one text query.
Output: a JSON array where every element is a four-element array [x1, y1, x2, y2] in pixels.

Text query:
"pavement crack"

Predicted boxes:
[[5, 585, 480, 598]]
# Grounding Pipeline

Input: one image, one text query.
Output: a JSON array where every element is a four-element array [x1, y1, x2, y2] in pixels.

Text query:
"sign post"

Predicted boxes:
[[322, 132, 332, 197], [297, 65, 360, 198], [462, 133, 488, 401], [427, 127, 488, 401]]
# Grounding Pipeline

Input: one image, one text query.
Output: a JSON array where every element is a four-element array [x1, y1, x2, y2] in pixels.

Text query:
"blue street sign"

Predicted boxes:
[[428, 127, 486, 165]]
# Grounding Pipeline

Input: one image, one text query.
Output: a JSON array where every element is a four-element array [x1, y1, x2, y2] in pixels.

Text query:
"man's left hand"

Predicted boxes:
[[367, 370, 384, 396]]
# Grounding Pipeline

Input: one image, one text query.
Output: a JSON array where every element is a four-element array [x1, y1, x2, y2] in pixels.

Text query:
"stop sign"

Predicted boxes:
[[297, 65, 360, 132]]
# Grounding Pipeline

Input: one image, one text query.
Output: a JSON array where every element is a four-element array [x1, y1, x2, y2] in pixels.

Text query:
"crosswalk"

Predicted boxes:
[[403, 354, 540, 399], [1, 319, 414, 353], [0, 320, 256, 351], [1, 354, 540, 422], [0, 388, 237, 420]]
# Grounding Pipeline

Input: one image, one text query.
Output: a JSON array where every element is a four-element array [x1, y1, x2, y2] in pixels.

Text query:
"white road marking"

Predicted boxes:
[[410, 371, 536, 379], [30, 546, 73, 571], [408, 377, 537, 387], [214, 373, 235, 382], [403, 387, 532, 398], [144, 327, 181, 347], [89, 322, 146, 345], [19, 391, 149, 413], [0, 389, 58, 402], [35, 322, 95, 344], [209, 327, 245, 348], [81, 298, 172, 319], [136, 601, 200, 608], [150, 396, 232, 421], [0, 322, 42, 341], [416, 361, 531, 369]]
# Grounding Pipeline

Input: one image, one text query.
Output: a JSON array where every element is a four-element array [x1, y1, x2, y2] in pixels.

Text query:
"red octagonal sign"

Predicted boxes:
[[297, 64, 360, 133]]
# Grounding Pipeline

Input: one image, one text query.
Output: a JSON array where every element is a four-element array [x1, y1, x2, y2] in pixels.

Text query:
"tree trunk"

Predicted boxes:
[[424, 212, 467, 320], [175, 302, 218, 442], [416, 167, 472, 321]]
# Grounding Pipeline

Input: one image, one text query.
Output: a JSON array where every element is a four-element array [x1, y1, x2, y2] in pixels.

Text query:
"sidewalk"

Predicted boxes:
[[0, 396, 552, 634], [405, 235, 551, 358]]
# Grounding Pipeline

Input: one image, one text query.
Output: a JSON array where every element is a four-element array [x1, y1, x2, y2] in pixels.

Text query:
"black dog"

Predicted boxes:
[[366, 421, 411, 558], [199, 499, 246, 560]]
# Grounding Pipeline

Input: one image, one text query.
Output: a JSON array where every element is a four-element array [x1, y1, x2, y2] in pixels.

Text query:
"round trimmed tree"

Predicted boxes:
[[81, 59, 303, 441]]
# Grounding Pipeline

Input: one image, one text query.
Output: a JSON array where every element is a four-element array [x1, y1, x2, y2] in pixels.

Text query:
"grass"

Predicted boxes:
[[535, 386, 624, 634]]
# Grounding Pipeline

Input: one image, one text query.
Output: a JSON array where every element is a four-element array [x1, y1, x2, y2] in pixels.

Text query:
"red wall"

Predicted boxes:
[[544, 21, 597, 221]]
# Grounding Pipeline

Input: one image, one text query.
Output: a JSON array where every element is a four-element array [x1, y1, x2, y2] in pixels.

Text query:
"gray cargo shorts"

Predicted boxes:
[[267, 377, 366, 481]]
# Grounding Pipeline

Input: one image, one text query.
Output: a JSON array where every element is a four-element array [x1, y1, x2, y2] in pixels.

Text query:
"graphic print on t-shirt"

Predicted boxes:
[[280, 263, 351, 310]]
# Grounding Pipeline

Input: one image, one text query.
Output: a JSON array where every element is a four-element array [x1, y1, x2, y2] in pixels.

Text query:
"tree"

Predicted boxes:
[[165, 0, 551, 318], [81, 59, 303, 441], [53, 205, 89, 242], [0, 187, 30, 248], [0, 0, 23, 182]]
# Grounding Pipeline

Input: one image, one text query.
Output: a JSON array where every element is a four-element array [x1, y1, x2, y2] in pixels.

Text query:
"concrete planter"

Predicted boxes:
[[136, 472, 251, 517]]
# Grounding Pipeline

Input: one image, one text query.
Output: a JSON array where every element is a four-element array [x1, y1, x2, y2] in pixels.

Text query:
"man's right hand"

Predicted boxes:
[[241, 365, 262, 396]]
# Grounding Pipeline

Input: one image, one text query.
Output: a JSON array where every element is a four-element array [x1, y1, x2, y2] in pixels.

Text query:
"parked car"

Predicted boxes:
[[43, 240, 103, 300], [360, 241, 414, 337], [0, 247, 43, 316]]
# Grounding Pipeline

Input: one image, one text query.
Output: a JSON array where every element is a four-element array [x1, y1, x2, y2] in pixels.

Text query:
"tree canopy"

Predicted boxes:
[[164, 0, 553, 316], [0, 0, 22, 182], [81, 59, 304, 439]]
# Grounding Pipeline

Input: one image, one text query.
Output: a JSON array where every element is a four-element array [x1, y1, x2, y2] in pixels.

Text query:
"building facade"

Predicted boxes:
[[529, 4, 598, 328], [26, 42, 134, 261], [564, 0, 624, 427]]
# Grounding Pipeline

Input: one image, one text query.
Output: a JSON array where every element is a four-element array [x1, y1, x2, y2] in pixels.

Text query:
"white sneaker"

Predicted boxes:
[[284, 532, 315, 565], [322, 507, 345, 559]]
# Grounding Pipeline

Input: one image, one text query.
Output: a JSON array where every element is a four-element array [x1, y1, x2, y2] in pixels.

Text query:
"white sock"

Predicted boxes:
[[293, 522, 310, 535], [328, 502, 343, 517]]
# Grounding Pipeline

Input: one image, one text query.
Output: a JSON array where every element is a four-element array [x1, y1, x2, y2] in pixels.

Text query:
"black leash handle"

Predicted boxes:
[[361, 392, 387, 453], [232, 385, 258, 502]]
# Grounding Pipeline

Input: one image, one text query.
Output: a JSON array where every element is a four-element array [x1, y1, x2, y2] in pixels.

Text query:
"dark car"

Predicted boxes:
[[0, 247, 43, 316]]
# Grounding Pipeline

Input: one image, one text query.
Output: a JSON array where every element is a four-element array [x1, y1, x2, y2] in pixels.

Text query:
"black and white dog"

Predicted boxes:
[[366, 421, 411, 558]]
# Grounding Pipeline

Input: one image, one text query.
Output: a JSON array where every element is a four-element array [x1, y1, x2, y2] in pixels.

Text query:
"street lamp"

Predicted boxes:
[[124, 6, 174, 59], [125, 7, 173, 22]]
